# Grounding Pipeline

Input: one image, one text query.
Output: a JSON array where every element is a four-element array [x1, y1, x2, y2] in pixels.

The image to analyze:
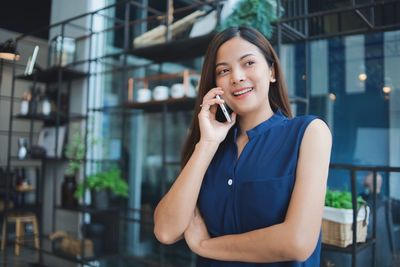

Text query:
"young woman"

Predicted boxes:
[[154, 26, 332, 266]]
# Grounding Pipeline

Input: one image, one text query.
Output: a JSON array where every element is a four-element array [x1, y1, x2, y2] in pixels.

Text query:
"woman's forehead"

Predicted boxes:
[[216, 37, 264, 64]]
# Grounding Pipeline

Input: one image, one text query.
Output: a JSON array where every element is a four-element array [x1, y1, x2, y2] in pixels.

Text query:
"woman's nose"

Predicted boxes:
[[230, 68, 246, 84]]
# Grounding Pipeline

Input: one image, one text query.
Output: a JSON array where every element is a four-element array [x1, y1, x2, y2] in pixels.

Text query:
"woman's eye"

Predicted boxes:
[[217, 69, 229, 76], [245, 61, 255, 67]]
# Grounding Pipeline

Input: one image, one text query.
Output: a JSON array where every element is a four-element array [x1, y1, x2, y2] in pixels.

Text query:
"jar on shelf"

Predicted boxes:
[[20, 91, 31, 115], [40, 96, 52, 116], [61, 174, 78, 208], [17, 138, 28, 159]]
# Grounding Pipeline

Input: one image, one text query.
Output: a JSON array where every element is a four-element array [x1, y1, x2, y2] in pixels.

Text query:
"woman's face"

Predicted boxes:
[[214, 36, 274, 116]]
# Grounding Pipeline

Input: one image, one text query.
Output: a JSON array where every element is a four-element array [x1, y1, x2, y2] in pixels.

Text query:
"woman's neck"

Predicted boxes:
[[237, 104, 274, 136]]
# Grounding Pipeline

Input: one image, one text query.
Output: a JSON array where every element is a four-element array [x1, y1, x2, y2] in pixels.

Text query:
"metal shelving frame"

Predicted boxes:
[[328, 164, 400, 267]]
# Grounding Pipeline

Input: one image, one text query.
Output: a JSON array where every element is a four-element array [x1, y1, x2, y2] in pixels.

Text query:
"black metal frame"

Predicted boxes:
[[327, 164, 400, 267], [1, 0, 399, 266]]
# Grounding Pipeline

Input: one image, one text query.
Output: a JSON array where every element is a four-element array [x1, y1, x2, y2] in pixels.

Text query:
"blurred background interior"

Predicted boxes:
[[0, 0, 399, 266]]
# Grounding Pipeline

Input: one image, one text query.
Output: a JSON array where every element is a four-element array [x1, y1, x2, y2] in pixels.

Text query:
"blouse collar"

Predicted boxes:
[[232, 109, 287, 140]]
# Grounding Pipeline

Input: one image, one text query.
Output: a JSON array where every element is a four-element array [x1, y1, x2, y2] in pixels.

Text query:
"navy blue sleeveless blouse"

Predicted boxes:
[[197, 109, 321, 267]]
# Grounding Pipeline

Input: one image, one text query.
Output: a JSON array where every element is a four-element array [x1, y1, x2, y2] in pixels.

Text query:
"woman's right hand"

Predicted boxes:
[[198, 87, 236, 144]]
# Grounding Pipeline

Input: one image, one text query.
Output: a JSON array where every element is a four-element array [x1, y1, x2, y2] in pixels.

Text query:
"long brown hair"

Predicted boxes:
[[181, 26, 292, 168]]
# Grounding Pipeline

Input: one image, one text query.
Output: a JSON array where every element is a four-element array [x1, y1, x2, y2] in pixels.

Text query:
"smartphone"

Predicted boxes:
[[215, 95, 232, 123]]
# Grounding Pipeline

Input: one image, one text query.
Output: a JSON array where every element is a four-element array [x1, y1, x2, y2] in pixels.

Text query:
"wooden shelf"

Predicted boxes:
[[15, 186, 35, 193], [128, 33, 215, 62], [56, 205, 121, 214], [10, 156, 70, 164], [127, 69, 199, 102], [124, 97, 196, 113], [89, 106, 124, 113], [14, 112, 87, 124], [15, 66, 88, 83], [3, 204, 42, 213], [131, 71, 199, 82]]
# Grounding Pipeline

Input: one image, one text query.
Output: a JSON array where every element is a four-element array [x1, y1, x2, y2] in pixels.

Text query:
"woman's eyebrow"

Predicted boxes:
[[239, 53, 255, 60], [215, 53, 256, 68], [215, 62, 228, 68]]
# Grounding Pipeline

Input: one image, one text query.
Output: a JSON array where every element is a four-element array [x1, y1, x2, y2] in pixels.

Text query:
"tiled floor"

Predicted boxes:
[[1, 233, 80, 267], [1, 244, 40, 267], [2, 242, 400, 267], [0, 243, 82, 267], [394, 251, 400, 266]]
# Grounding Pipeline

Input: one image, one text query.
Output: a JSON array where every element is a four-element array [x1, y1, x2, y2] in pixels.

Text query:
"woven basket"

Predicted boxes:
[[322, 219, 367, 247], [322, 205, 369, 247]]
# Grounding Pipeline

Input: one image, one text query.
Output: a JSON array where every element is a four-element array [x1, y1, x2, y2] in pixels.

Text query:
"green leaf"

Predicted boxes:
[[325, 189, 364, 209]]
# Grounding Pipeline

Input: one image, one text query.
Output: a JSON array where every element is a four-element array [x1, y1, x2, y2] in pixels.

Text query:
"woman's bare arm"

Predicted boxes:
[[153, 140, 219, 244], [154, 88, 236, 244]]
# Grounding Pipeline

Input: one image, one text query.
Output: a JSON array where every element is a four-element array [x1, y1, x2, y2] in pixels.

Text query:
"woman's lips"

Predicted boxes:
[[232, 87, 253, 99]]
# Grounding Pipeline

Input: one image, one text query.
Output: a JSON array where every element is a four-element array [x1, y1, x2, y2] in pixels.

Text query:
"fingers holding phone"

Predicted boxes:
[[199, 95, 224, 112], [198, 88, 236, 144], [199, 87, 224, 111], [199, 87, 234, 122]]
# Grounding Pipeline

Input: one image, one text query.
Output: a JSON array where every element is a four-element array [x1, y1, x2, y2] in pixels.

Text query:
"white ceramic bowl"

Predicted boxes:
[[171, 83, 185, 98], [153, 85, 169, 100], [137, 88, 151, 102]]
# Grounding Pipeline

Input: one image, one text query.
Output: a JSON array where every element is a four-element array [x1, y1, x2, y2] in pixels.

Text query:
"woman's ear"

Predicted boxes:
[[270, 65, 276, 83]]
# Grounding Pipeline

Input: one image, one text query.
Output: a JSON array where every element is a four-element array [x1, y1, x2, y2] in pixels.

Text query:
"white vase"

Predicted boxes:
[[41, 99, 51, 115], [18, 138, 28, 159], [20, 100, 29, 115]]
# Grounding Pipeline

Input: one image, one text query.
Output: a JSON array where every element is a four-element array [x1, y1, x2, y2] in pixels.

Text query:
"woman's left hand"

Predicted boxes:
[[184, 208, 210, 254]]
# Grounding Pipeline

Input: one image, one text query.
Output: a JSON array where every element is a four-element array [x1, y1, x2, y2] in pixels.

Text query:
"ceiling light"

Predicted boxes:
[[382, 86, 391, 94], [0, 39, 20, 61], [358, 73, 367, 81]]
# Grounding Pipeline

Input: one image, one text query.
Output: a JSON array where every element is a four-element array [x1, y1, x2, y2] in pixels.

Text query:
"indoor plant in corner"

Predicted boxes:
[[218, 0, 283, 38], [62, 130, 85, 208], [74, 167, 129, 209]]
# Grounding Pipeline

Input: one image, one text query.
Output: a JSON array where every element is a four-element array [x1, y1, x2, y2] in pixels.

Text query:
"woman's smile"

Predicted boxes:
[[232, 87, 254, 98]]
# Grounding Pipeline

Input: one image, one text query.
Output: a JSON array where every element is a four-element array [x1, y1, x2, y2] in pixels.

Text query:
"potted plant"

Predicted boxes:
[[74, 167, 129, 209], [322, 189, 370, 247], [218, 0, 284, 38], [61, 130, 85, 208]]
